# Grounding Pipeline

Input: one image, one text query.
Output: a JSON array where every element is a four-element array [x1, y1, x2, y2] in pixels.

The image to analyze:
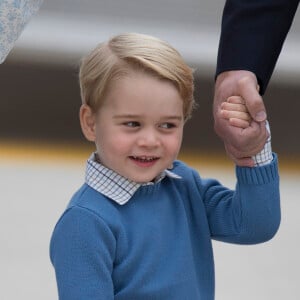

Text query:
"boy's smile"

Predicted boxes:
[[90, 71, 185, 183], [129, 156, 160, 167]]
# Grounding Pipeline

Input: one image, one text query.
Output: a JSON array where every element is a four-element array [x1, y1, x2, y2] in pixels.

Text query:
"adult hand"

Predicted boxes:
[[213, 70, 268, 166]]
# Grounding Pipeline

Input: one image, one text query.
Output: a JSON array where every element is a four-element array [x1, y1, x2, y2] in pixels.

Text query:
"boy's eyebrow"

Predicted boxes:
[[113, 114, 183, 120], [160, 116, 183, 121], [113, 114, 140, 119]]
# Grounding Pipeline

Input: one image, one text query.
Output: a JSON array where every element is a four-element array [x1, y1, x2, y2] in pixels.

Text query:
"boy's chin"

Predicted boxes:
[[127, 173, 161, 184]]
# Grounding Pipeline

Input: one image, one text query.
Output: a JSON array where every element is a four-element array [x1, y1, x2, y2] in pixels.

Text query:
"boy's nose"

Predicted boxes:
[[137, 129, 160, 148]]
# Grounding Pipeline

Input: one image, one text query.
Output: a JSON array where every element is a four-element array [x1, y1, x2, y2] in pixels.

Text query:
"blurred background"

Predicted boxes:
[[1, 0, 300, 156], [1, 1, 300, 299]]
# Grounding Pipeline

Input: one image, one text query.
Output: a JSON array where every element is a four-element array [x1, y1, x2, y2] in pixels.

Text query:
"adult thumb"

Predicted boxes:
[[239, 78, 267, 122]]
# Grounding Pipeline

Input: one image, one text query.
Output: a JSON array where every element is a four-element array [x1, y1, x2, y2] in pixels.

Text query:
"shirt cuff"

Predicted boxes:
[[252, 121, 273, 166]]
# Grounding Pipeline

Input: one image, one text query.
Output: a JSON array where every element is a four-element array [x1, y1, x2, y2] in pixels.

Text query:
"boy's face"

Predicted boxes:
[[91, 72, 184, 183]]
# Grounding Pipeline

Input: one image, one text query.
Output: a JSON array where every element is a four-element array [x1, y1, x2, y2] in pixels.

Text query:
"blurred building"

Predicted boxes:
[[1, 0, 300, 157]]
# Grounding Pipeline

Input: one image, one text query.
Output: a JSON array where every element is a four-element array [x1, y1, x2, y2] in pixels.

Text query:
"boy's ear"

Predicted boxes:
[[79, 104, 96, 142]]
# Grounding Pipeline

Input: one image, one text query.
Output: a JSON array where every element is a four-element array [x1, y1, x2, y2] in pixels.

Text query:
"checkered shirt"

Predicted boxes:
[[85, 153, 181, 205], [252, 121, 273, 166]]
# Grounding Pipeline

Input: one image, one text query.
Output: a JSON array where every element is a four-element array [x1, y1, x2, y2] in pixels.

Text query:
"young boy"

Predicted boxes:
[[50, 33, 280, 300]]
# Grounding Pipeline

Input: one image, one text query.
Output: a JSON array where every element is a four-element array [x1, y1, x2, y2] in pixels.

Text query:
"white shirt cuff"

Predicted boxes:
[[252, 121, 273, 166]]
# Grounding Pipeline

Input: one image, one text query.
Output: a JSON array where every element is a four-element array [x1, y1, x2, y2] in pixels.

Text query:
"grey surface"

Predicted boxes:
[[1, 156, 299, 299], [41, 0, 221, 25]]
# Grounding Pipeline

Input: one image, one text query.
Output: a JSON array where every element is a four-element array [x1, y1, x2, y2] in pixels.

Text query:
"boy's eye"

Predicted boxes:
[[160, 123, 175, 129], [124, 121, 140, 127]]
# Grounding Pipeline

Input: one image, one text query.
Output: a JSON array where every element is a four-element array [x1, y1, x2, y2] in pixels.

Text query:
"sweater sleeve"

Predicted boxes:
[[50, 206, 116, 300], [202, 153, 280, 244], [216, 0, 299, 94]]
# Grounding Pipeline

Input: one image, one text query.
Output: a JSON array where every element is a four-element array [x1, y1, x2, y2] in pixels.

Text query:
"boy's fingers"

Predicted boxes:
[[221, 102, 248, 112], [221, 108, 251, 121]]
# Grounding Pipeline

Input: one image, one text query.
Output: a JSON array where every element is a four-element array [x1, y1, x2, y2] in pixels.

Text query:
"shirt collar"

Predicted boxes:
[[85, 153, 181, 205]]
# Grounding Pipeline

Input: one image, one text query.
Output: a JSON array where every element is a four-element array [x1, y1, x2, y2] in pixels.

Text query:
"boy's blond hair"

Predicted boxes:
[[79, 32, 195, 120]]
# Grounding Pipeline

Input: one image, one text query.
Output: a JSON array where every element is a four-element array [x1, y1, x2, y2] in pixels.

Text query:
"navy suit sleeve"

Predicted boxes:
[[216, 0, 299, 94]]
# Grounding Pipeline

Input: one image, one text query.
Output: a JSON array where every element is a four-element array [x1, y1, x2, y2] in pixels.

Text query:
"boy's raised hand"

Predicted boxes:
[[221, 96, 252, 129], [220, 95, 269, 167]]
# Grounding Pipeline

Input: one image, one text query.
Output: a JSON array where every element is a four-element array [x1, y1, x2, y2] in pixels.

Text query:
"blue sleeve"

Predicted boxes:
[[50, 206, 116, 300], [216, 0, 299, 94], [202, 154, 280, 244]]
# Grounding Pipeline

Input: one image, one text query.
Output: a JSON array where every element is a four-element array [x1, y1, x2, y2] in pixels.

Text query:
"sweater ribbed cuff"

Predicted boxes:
[[236, 153, 278, 185]]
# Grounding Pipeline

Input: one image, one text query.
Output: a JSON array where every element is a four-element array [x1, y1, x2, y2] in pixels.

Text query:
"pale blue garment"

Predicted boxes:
[[0, 0, 43, 63]]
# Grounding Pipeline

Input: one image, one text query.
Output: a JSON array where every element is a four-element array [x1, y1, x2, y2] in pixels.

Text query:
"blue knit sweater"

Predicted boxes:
[[50, 156, 280, 300]]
